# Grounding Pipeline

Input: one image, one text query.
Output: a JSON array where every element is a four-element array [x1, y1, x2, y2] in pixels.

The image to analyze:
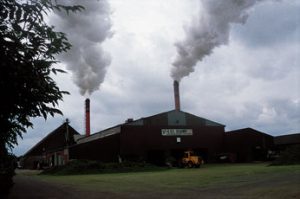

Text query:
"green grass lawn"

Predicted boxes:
[[34, 163, 300, 198]]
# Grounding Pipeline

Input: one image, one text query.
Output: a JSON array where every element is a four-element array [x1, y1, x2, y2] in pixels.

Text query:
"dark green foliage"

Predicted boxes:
[[0, 0, 83, 194], [0, 0, 83, 149], [41, 160, 164, 175], [0, 153, 16, 195], [271, 145, 300, 166]]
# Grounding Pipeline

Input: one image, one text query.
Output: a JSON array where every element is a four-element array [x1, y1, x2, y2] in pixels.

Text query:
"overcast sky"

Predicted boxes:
[[13, 0, 299, 156]]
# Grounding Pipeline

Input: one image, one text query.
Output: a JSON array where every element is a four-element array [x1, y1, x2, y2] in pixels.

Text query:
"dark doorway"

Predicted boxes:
[[170, 149, 185, 160], [252, 146, 264, 161], [147, 150, 165, 166], [194, 148, 208, 162]]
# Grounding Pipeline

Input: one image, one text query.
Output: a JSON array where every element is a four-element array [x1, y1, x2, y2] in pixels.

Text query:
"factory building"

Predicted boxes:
[[21, 121, 79, 169], [273, 133, 300, 156], [69, 110, 225, 165], [21, 80, 295, 168], [21, 116, 297, 168], [68, 81, 224, 164], [22, 81, 226, 167], [274, 133, 300, 150], [224, 128, 274, 162]]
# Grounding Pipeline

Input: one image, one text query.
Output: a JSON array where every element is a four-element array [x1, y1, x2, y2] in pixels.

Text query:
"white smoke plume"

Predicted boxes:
[[52, 0, 112, 95], [171, 0, 263, 81]]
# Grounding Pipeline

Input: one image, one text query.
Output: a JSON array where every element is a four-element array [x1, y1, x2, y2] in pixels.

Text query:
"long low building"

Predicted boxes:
[[21, 121, 79, 169], [69, 110, 225, 165], [22, 108, 300, 169], [223, 128, 275, 162], [20, 81, 300, 168], [21, 109, 226, 168]]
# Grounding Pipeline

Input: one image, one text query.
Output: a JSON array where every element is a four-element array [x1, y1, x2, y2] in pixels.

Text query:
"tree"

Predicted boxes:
[[0, 0, 83, 194]]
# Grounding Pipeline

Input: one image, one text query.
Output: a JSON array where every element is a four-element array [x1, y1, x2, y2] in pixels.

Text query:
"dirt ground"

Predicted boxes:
[[6, 169, 300, 199]]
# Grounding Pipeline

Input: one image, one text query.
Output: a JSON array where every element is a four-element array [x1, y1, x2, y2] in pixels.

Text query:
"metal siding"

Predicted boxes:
[[77, 126, 121, 144], [144, 114, 168, 126], [69, 133, 120, 162], [224, 128, 274, 162], [185, 113, 205, 126], [127, 119, 144, 126], [167, 111, 186, 126], [205, 120, 223, 126], [120, 125, 224, 162], [134, 110, 225, 127], [185, 112, 224, 127], [24, 124, 79, 157], [274, 134, 300, 146]]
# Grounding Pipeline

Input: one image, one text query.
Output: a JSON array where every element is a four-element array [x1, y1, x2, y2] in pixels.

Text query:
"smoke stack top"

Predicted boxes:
[[171, 0, 262, 81], [85, 98, 90, 136], [173, 80, 181, 111]]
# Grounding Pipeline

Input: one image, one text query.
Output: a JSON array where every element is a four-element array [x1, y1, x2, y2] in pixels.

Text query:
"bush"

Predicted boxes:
[[271, 145, 300, 166], [0, 153, 16, 196], [41, 160, 163, 175]]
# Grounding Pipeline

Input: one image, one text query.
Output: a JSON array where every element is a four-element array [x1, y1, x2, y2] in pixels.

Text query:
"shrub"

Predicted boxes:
[[0, 153, 16, 195], [271, 145, 300, 166], [41, 160, 163, 175]]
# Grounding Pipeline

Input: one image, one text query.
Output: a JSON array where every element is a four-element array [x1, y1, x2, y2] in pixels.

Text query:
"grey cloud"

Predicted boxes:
[[254, 99, 300, 134], [244, 46, 298, 81], [232, 1, 300, 47]]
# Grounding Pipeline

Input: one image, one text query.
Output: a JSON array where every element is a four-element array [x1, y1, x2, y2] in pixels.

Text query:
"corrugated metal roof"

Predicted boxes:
[[81, 110, 224, 143], [274, 133, 300, 145], [23, 122, 79, 157], [125, 110, 225, 127]]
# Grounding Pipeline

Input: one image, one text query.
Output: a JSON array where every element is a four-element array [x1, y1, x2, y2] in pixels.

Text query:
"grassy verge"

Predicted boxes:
[[35, 163, 300, 195]]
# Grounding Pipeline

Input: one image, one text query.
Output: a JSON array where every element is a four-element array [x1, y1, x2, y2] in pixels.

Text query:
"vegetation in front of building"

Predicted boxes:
[[0, 153, 16, 195], [39, 143, 300, 176], [40, 159, 166, 175], [271, 145, 300, 165], [0, 0, 83, 194]]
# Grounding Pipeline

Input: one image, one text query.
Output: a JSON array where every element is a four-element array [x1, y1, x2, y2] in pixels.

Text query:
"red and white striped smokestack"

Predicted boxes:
[[173, 80, 180, 111], [85, 98, 90, 136]]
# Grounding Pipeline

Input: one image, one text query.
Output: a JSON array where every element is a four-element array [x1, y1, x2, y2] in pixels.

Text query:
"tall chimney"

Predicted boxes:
[[173, 80, 180, 111], [85, 98, 90, 136]]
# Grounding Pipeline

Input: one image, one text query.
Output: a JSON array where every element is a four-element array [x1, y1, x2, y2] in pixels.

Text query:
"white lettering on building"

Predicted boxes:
[[161, 129, 193, 136]]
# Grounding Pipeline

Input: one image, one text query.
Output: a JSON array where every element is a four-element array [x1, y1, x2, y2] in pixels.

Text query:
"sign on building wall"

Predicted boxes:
[[161, 129, 193, 136]]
